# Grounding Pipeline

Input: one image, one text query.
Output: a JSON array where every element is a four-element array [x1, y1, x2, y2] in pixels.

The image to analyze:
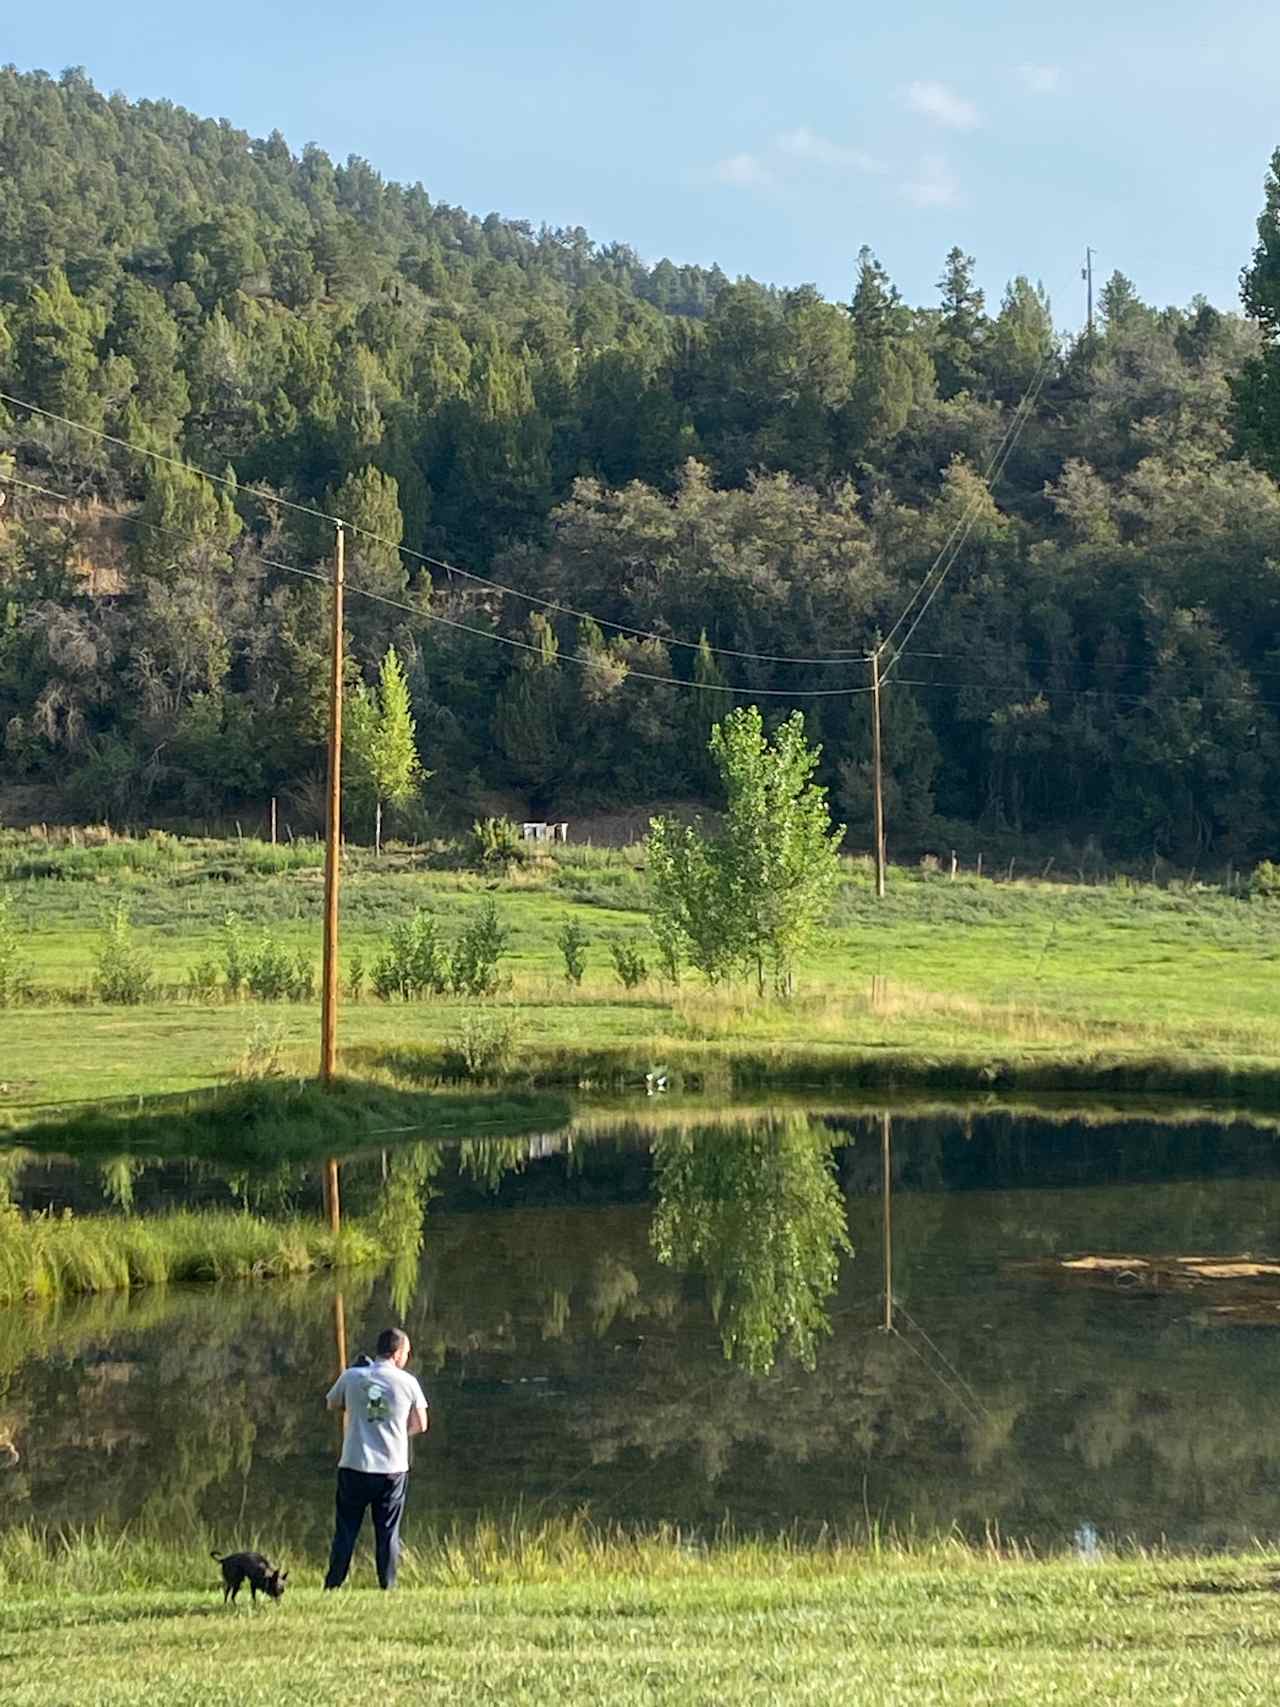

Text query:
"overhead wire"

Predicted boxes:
[[0, 386, 873, 670], [892, 674, 1280, 714], [1, 368, 1055, 676], [876, 352, 1056, 661], [7, 469, 1271, 711], [903, 648, 1280, 686], [0, 469, 877, 699], [879, 357, 1054, 684]]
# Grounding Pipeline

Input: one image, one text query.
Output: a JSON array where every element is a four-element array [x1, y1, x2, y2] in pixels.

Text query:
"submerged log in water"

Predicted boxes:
[[1009, 1253, 1280, 1316]]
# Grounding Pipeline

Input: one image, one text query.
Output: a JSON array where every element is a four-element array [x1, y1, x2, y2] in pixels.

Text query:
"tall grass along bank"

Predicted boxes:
[[0, 1526, 1278, 1705], [0, 1206, 382, 1306]]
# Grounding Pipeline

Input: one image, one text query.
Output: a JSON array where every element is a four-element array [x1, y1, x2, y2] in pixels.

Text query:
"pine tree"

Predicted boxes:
[[934, 247, 986, 398]]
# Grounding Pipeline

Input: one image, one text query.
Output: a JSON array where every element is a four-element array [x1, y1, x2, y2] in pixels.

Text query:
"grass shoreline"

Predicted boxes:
[[9, 826, 1280, 1118], [2, 1527, 1279, 1704]]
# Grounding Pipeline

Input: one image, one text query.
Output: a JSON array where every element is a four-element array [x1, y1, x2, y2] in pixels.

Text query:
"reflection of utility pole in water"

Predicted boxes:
[[333, 1288, 348, 1443], [323, 1157, 342, 1235], [333, 1289, 348, 1375], [880, 1111, 893, 1333]]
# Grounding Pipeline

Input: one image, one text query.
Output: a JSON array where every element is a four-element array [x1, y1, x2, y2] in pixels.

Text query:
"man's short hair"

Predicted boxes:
[[375, 1327, 409, 1359]]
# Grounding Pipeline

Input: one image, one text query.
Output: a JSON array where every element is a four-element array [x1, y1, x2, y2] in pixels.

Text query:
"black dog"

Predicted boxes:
[[211, 1550, 288, 1605]]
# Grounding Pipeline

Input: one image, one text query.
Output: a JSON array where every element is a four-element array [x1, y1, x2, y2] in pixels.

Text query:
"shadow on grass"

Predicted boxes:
[[1180, 1576, 1280, 1596], [5, 1076, 572, 1166]]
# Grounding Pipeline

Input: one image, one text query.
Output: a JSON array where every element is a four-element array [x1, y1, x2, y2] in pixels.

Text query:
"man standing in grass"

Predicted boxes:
[[324, 1326, 429, 1591]]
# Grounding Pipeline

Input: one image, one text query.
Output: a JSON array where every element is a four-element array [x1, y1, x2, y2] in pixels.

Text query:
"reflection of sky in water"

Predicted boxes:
[[4, 1107, 1280, 1551]]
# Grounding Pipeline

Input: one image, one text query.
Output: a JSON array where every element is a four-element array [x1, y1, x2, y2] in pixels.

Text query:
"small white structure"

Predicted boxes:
[[521, 821, 570, 843]]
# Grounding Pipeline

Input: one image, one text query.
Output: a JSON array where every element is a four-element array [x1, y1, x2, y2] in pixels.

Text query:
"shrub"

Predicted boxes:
[[346, 948, 366, 1002], [372, 909, 450, 1001], [93, 905, 153, 1005], [1251, 860, 1280, 898], [443, 1006, 522, 1079], [288, 951, 314, 1003], [230, 1019, 287, 1079], [557, 919, 588, 986], [0, 898, 33, 1007], [244, 930, 294, 1001], [609, 936, 648, 990], [451, 901, 509, 996], [221, 912, 248, 999], [185, 956, 221, 1000], [470, 815, 525, 870]]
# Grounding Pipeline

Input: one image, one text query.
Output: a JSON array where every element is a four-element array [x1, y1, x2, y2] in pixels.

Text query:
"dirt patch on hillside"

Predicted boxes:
[[558, 801, 708, 847]]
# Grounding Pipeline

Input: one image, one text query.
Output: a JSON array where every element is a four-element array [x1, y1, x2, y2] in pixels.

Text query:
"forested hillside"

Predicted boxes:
[[3, 66, 1280, 860]]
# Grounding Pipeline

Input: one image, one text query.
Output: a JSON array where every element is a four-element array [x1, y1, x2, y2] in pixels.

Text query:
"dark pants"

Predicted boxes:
[[325, 1468, 409, 1590]]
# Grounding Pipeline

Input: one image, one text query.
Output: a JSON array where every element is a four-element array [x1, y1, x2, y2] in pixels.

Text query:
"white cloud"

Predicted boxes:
[[902, 153, 962, 209], [711, 152, 774, 189], [775, 127, 883, 174], [1016, 63, 1061, 94], [905, 80, 980, 131]]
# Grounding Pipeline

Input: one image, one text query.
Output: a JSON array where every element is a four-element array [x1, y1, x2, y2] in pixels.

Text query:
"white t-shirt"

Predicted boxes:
[[326, 1360, 429, 1475]]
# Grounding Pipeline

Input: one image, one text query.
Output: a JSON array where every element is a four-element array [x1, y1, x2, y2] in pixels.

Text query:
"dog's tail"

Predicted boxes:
[[210, 1550, 224, 1563]]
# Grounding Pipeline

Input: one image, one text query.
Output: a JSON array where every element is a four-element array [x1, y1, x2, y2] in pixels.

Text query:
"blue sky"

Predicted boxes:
[[8, 1, 1280, 327]]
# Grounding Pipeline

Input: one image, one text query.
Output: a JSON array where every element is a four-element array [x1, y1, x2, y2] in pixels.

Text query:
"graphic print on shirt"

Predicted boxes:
[[365, 1381, 392, 1423]]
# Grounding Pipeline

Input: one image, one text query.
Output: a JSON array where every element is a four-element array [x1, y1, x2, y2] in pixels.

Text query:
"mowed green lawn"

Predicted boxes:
[[6, 836, 1280, 1114], [2, 1557, 1278, 1706]]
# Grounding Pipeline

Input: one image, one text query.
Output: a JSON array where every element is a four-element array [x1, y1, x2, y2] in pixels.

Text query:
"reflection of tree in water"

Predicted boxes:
[[11, 1133, 1280, 1550], [0, 1150, 27, 1207], [374, 1144, 441, 1318], [99, 1155, 145, 1211], [651, 1117, 852, 1374]]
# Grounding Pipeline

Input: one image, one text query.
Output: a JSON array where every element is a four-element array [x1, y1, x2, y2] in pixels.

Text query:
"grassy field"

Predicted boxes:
[[1, 1528, 1278, 1705], [5, 829, 1280, 1117]]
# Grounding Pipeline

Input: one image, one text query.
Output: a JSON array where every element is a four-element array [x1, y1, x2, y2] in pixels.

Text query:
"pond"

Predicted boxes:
[[4, 1101, 1280, 1554]]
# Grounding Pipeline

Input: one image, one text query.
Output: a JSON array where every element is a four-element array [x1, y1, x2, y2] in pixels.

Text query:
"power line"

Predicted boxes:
[[0, 387, 876, 671], [9, 472, 1272, 713], [0, 377, 1057, 676], [877, 352, 1055, 662], [880, 359, 1053, 683], [0, 389, 334, 526], [894, 675, 1280, 714], [0, 471, 876, 700], [903, 648, 1280, 685]]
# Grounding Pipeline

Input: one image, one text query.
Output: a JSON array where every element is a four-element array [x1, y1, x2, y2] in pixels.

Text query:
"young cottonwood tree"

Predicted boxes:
[[346, 645, 424, 854], [646, 706, 843, 997]]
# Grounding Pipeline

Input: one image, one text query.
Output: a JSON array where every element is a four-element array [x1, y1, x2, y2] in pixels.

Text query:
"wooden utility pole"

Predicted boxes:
[[880, 1110, 893, 1333], [869, 646, 886, 900], [320, 523, 345, 1084]]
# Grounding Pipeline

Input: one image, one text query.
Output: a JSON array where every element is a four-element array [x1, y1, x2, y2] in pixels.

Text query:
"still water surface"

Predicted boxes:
[[4, 1104, 1280, 1552]]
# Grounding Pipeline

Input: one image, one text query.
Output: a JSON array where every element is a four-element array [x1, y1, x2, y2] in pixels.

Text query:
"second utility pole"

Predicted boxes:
[[321, 521, 345, 1084], [320, 523, 345, 1235], [870, 644, 886, 900]]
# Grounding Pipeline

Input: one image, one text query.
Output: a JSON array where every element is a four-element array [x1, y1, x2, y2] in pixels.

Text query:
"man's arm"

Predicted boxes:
[[325, 1373, 347, 1412], [408, 1404, 429, 1437]]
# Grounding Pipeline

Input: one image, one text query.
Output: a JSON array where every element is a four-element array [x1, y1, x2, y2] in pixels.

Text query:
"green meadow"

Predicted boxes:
[[4, 830, 1280, 1118]]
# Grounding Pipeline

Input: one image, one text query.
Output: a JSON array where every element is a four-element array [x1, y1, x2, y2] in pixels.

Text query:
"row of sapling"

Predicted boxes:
[[646, 707, 844, 999], [0, 897, 32, 1007], [366, 902, 508, 1000], [556, 919, 649, 989]]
